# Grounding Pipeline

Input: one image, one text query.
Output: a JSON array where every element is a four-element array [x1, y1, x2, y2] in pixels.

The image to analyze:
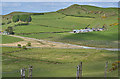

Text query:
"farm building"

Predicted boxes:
[[73, 28, 104, 33], [0, 31, 9, 35]]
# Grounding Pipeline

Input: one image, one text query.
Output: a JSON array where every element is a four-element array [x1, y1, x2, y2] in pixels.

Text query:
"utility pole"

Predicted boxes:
[[28, 65, 33, 79], [105, 61, 108, 78]]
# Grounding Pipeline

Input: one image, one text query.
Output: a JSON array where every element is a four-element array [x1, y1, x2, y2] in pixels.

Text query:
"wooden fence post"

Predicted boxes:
[[105, 61, 108, 78], [21, 68, 26, 79], [28, 65, 33, 79], [76, 65, 80, 79], [80, 62, 82, 78], [21, 68, 23, 79], [76, 62, 82, 79]]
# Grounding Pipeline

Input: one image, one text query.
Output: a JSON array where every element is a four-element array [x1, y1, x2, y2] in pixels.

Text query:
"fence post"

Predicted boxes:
[[76, 62, 82, 79], [21, 68, 23, 79], [21, 68, 26, 79], [105, 61, 108, 78], [28, 65, 33, 79], [76, 65, 80, 79], [80, 62, 82, 78]]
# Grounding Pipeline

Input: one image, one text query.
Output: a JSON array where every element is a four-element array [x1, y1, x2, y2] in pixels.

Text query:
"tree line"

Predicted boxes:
[[12, 14, 32, 22]]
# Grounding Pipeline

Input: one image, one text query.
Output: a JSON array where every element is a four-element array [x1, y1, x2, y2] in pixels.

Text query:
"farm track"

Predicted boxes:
[[1, 35, 119, 51]]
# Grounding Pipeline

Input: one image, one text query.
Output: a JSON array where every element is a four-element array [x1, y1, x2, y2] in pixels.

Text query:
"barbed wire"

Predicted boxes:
[[2, 70, 20, 74]]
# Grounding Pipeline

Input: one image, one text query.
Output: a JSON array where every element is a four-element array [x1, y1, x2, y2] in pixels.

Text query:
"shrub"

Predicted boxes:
[[7, 21, 12, 24], [14, 22, 29, 26], [2, 23, 5, 25], [12, 15, 19, 22], [17, 44, 21, 48], [22, 45, 27, 50], [31, 13, 44, 15], [27, 42, 31, 46]]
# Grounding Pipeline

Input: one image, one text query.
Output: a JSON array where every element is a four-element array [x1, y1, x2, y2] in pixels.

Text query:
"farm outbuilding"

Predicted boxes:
[[1, 31, 9, 35], [73, 29, 93, 33], [73, 28, 104, 33]]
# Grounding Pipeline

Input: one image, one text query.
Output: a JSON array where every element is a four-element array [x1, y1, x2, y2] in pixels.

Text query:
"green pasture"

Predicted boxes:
[[21, 24, 118, 48], [1, 35, 23, 44], [2, 5, 118, 48], [11, 11, 117, 48], [14, 24, 69, 34], [18, 12, 118, 31], [1, 4, 119, 78], [2, 47, 118, 77]]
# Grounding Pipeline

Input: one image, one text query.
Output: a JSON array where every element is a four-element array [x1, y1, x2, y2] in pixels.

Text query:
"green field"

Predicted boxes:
[[2, 47, 118, 77], [11, 6, 118, 48], [2, 35, 23, 44], [1, 4, 119, 77], [20, 25, 118, 48], [2, 5, 118, 48]]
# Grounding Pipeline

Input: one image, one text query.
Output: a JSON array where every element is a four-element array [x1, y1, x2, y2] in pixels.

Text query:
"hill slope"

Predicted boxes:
[[57, 4, 118, 18], [2, 4, 118, 48]]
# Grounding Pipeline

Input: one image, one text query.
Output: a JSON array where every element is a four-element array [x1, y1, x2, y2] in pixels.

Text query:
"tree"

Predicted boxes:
[[5, 27, 14, 34], [28, 16, 32, 22], [12, 14, 32, 23], [19, 15, 32, 22], [12, 15, 19, 22]]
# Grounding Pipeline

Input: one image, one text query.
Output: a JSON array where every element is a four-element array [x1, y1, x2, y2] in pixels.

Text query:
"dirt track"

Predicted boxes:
[[1, 35, 119, 51], [1, 35, 83, 48]]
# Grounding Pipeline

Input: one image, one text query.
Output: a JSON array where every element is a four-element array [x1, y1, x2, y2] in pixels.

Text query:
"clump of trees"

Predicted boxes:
[[5, 27, 14, 34], [2, 23, 5, 25], [12, 15, 19, 22], [12, 14, 32, 22]]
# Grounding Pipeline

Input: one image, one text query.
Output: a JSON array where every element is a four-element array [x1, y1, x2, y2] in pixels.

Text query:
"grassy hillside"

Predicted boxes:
[[1, 4, 119, 77], [2, 47, 118, 77], [57, 4, 118, 18], [2, 4, 118, 48], [18, 12, 118, 48], [2, 35, 23, 44]]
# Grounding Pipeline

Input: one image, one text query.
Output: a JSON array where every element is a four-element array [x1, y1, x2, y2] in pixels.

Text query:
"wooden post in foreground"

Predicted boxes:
[[80, 62, 82, 78], [76, 62, 82, 79], [105, 61, 108, 78], [21, 68, 26, 79], [76, 65, 80, 79], [28, 65, 33, 79]]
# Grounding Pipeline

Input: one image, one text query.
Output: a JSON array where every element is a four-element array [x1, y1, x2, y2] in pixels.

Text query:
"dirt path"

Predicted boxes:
[[1, 35, 84, 48], [1, 35, 119, 51]]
